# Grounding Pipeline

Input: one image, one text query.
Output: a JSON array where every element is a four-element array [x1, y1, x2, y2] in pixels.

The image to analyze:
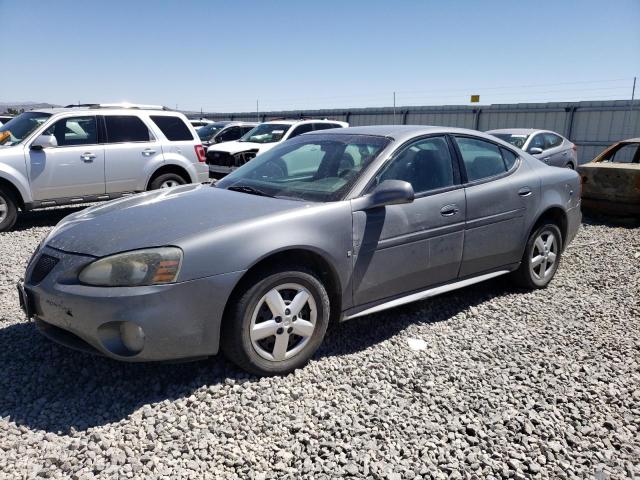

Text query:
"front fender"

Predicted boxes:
[[0, 163, 33, 204]]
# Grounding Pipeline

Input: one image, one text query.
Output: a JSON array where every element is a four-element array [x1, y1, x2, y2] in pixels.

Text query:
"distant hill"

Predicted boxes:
[[0, 101, 60, 113]]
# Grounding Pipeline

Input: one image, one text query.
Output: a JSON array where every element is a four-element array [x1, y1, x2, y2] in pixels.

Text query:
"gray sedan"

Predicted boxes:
[[19, 126, 582, 376], [487, 128, 578, 169]]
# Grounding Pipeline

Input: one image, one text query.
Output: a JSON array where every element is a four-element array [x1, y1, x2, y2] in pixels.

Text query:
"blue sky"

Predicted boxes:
[[1, 0, 639, 112]]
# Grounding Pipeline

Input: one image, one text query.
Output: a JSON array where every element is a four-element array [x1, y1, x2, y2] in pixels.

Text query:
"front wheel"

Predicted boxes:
[[0, 188, 18, 233], [513, 223, 562, 289], [149, 173, 187, 190], [221, 268, 330, 376]]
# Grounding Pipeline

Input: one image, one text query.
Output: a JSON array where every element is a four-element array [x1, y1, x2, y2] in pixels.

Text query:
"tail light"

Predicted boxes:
[[571, 144, 577, 152], [195, 145, 206, 162]]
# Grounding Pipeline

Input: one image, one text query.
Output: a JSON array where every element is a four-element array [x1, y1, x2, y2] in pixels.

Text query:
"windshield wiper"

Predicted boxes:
[[226, 185, 275, 198]]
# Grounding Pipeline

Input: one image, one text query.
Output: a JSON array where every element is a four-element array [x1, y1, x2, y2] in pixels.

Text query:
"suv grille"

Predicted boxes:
[[206, 150, 234, 167], [29, 254, 59, 284]]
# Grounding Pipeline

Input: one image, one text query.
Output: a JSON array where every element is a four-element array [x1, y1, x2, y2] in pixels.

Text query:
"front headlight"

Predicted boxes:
[[78, 247, 183, 287]]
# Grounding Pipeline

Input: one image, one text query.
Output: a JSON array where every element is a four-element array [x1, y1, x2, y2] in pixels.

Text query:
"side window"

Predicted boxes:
[[501, 148, 518, 170], [217, 126, 242, 142], [150, 115, 194, 141], [455, 137, 507, 182], [603, 143, 639, 164], [104, 116, 151, 143], [528, 134, 545, 152], [241, 126, 254, 135], [288, 124, 313, 139], [44, 116, 97, 146], [543, 133, 563, 149], [313, 123, 339, 131], [376, 136, 455, 194]]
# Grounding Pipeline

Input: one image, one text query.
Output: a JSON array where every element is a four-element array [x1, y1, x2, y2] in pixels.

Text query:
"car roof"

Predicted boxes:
[[28, 107, 184, 116], [262, 119, 345, 126], [485, 128, 544, 135], [304, 124, 506, 143]]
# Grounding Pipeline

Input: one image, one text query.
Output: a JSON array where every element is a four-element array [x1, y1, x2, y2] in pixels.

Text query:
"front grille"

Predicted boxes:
[[29, 254, 59, 284], [206, 150, 234, 167]]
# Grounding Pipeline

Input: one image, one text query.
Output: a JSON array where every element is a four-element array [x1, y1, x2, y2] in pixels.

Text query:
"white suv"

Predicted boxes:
[[0, 104, 209, 232], [206, 118, 348, 177]]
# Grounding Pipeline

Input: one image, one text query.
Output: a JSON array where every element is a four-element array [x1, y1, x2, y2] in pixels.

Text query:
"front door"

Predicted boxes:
[[28, 115, 105, 201], [352, 135, 465, 307]]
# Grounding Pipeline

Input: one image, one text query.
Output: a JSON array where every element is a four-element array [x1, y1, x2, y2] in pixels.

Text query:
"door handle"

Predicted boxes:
[[80, 152, 95, 162], [142, 149, 156, 156], [518, 187, 532, 197], [440, 204, 459, 216]]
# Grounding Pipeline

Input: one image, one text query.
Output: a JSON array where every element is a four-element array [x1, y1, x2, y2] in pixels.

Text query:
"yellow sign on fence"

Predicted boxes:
[[470, 95, 480, 103]]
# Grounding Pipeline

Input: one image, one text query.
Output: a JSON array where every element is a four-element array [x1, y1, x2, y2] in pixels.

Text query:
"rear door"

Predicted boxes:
[[542, 132, 567, 167], [352, 135, 465, 306], [454, 136, 535, 277], [102, 114, 162, 193], [28, 115, 105, 200]]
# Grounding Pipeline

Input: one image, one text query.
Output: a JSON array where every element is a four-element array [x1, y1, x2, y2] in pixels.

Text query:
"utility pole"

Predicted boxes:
[[393, 92, 396, 124], [256, 99, 259, 122], [624, 76, 636, 138]]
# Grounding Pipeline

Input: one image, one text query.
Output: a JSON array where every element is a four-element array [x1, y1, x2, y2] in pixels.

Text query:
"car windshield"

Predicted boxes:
[[216, 134, 390, 202], [196, 123, 226, 141], [491, 133, 530, 149], [239, 123, 291, 144], [0, 112, 52, 146]]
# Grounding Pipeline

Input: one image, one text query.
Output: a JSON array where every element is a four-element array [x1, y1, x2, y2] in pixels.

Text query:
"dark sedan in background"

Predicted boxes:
[[19, 126, 581, 376]]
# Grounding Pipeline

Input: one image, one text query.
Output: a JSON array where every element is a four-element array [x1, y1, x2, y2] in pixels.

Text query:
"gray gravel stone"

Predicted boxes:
[[0, 210, 639, 479]]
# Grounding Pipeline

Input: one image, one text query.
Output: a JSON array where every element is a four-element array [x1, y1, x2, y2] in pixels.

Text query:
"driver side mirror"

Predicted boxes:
[[31, 134, 58, 150], [352, 180, 415, 211], [528, 147, 543, 155]]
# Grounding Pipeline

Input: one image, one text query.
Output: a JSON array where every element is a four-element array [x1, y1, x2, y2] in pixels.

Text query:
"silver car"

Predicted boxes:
[[19, 126, 582, 376], [487, 129, 577, 169]]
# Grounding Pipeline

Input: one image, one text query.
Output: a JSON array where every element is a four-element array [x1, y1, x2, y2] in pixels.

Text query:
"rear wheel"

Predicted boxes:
[[565, 162, 575, 169], [0, 188, 18, 233], [149, 173, 188, 190], [221, 268, 330, 376], [513, 223, 562, 289]]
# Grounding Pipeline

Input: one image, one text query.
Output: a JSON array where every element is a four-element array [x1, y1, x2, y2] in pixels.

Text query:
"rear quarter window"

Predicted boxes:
[[150, 115, 194, 141]]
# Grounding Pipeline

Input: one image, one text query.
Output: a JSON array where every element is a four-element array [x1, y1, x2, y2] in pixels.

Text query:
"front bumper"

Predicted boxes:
[[21, 246, 244, 362], [565, 203, 582, 247]]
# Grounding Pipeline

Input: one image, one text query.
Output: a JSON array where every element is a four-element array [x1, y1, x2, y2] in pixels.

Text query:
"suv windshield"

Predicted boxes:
[[239, 123, 291, 144], [490, 133, 530, 149], [197, 123, 227, 141], [216, 134, 390, 202], [0, 112, 52, 146]]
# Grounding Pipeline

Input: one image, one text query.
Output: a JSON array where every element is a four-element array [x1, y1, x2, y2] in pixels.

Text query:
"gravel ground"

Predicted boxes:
[[0, 209, 639, 479]]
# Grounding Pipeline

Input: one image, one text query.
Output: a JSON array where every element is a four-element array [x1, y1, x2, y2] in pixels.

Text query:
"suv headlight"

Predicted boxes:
[[79, 247, 183, 287]]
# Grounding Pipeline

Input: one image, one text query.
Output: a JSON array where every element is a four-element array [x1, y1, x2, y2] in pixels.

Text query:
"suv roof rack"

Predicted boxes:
[[63, 103, 171, 111]]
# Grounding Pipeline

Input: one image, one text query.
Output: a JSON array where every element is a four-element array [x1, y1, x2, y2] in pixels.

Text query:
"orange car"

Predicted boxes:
[[578, 138, 640, 217]]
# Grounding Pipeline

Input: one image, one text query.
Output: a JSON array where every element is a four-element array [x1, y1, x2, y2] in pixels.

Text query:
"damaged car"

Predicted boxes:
[[578, 138, 640, 216]]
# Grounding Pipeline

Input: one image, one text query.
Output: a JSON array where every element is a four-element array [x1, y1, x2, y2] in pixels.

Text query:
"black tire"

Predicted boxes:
[[512, 223, 562, 289], [148, 173, 188, 190], [221, 267, 330, 376], [0, 187, 18, 233], [565, 162, 575, 169]]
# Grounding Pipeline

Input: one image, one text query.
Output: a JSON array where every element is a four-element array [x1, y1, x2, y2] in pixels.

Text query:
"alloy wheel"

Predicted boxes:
[[250, 283, 317, 362], [160, 180, 180, 188], [530, 230, 558, 281]]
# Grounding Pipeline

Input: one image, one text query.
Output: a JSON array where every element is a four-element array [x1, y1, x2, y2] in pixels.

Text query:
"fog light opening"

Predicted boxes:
[[120, 322, 145, 354]]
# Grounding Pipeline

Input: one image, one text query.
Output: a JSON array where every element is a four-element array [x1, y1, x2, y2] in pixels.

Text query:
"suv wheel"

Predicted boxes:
[[221, 267, 330, 376], [149, 173, 187, 190], [513, 223, 562, 289], [0, 188, 18, 233]]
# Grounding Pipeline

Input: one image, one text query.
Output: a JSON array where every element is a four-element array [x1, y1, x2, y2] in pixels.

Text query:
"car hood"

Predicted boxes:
[[45, 184, 305, 257], [206, 140, 277, 155]]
